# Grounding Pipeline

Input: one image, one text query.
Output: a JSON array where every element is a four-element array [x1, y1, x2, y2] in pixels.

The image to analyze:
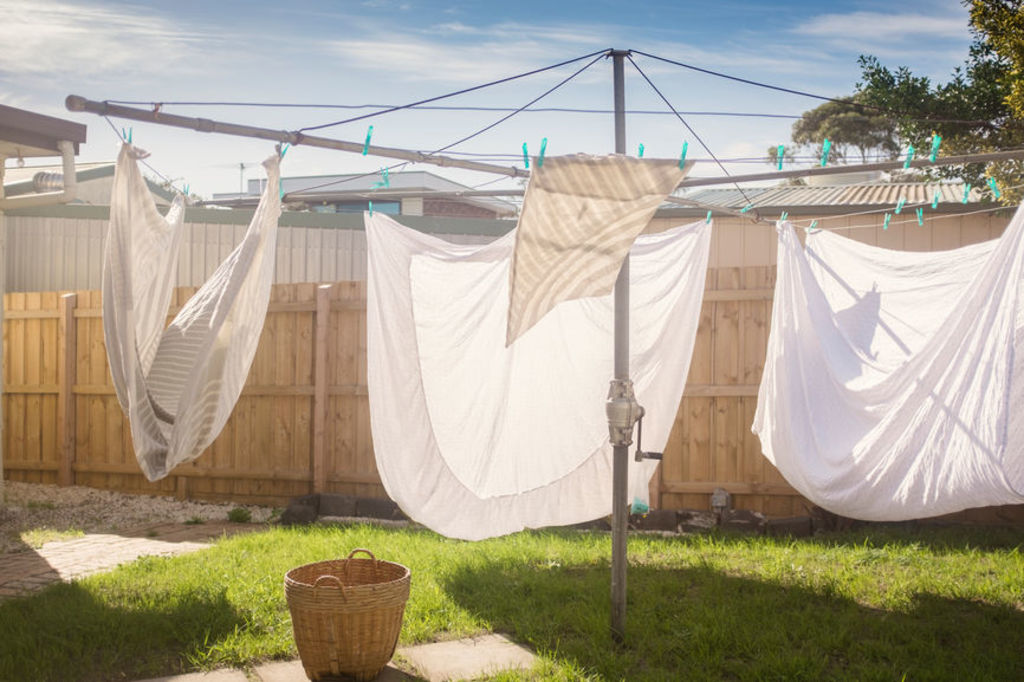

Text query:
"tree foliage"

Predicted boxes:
[[778, 0, 1024, 204]]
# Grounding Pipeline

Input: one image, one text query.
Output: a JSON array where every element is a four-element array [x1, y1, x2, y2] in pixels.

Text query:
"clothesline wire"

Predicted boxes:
[[632, 49, 998, 128], [283, 54, 606, 197], [810, 200, 1019, 233], [104, 101, 804, 119], [96, 112, 1020, 236], [626, 54, 756, 208], [294, 49, 611, 134]]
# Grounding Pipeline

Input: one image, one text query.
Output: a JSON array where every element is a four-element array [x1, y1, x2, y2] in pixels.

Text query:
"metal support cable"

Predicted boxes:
[[296, 48, 612, 133]]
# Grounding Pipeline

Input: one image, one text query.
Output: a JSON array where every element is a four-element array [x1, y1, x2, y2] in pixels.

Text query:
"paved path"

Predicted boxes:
[[0, 521, 253, 600]]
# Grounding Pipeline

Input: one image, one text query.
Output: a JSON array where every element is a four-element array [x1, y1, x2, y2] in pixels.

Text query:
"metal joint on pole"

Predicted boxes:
[[606, 379, 642, 447]]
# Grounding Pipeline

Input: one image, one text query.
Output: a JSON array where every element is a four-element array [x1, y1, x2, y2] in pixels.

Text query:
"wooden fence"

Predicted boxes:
[[3, 283, 380, 506], [4, 273, 1018, 519]]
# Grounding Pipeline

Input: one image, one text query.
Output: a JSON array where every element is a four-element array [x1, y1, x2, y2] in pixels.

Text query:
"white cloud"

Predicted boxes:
[[794, 12, 965, 41], [0, 0, 218, 79]]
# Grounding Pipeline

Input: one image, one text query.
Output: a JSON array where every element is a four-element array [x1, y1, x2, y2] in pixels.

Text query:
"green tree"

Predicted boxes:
[[779, 0, 1024, 203]]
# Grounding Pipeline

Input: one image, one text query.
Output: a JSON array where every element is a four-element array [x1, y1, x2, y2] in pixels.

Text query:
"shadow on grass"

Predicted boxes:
[[0, 578, 246, 682], [444, 556, 1024, 681], [780, 522, 1024, 555]]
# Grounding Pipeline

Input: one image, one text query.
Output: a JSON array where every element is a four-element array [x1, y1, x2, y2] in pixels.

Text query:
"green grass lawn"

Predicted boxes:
[[1, 523, 1022, 681]]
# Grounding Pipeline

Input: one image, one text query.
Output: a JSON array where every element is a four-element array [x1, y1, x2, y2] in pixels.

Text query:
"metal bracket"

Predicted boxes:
[[605, 379, 642, 447], [633, 410, 663, 462]]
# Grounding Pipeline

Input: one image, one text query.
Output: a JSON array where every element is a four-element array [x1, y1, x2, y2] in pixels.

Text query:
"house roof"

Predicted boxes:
[[665, 182, 987, 217], [0, 104, 87, 158], [212, 169, 517, 215], [2, 160, 177, 203]]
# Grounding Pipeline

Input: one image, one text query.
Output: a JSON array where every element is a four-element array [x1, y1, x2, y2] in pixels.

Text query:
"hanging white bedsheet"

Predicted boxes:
[[103, 144, 281, 481], [753, 208, 1024, 520], [367, 213, 711, 540], [506, 154, 689, 344]]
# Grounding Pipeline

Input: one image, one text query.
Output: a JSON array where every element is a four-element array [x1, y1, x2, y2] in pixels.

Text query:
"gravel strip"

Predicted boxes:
[[0, 481, 275, 555]]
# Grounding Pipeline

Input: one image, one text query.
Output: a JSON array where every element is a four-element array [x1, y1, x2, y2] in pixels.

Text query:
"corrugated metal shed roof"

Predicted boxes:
[[672, 182, 984, 214]]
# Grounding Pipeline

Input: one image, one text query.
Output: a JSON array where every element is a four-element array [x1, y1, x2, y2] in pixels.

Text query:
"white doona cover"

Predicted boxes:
[[366, 213, 711, 539], [754, 208, 1024, 520], [103, 144, 281, 481]]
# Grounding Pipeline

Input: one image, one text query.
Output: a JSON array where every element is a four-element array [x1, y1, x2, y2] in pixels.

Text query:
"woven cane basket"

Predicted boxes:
[[285, 548, 411, 681]]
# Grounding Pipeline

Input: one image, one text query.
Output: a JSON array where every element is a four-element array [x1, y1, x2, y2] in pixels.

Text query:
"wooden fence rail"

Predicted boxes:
[[1, 271, 814, 514]]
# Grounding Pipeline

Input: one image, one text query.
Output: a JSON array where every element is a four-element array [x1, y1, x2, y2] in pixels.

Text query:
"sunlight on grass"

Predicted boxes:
[[19, 527, 85, 548], [0, 523, 1022, 681]]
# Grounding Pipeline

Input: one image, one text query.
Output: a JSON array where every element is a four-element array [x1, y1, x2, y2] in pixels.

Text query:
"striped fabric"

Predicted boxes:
[[103, 144, 281, 481], [506, 154, 690, 344]]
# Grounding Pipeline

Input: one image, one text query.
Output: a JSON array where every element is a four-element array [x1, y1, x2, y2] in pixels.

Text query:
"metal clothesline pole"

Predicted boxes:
[[609, 48, 630, 644]]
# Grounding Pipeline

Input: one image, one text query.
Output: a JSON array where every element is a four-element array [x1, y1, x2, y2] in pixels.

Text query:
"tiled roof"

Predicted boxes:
[[673, 183, 984, 212]]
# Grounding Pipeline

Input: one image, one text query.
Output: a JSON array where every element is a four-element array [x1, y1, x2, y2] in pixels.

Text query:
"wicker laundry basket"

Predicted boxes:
[[285, 548, 411, 681]]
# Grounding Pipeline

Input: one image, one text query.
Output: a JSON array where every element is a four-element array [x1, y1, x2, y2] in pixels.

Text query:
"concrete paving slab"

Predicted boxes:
[[254, 658, 418, 681], [399, 634, 536, 682], [134, 669, 249, 682]]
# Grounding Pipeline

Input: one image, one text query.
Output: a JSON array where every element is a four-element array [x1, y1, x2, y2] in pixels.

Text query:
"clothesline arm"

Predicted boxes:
[[66, 95, 1024, 194]]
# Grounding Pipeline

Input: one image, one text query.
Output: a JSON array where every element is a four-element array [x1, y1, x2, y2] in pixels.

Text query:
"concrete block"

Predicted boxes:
[[720, 508, 766, 533], [399, 634, 536, 682], [631, 509, 678, 531], [765, 516, 814, 538], [134, 668, 249, 682], [678, 509, 717, 532], [318, 493, 357, 518], [279, 503, 317, 526], [356, 497, 406, 520]]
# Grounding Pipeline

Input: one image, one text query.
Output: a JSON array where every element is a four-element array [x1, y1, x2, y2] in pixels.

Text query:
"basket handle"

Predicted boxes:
[[347, 548, 376, 561], [345, 548, 379, 583], [314, 575, 344, 590]]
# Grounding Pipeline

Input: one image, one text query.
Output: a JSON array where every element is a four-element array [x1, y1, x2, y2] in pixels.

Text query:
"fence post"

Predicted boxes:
[[57, 293, 77, 487], [312, 283, 332, 493]]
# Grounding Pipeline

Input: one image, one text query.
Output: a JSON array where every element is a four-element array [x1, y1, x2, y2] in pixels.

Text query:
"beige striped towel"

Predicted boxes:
[[506, 154, 690, 344]]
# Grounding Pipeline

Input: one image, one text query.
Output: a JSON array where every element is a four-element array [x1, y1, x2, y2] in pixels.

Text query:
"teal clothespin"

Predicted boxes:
[[780, 211, 788, 222], [706, 210, 712, 223], [777, 144, 784, 171], [122, 127, 133, 143], [630, 497, 650, 515], [740, 203, 753, 213], [987, 177, 1000, 199], [932, 190, 940, 209], [903, 144, 915, 169], [182, 184, 189, 197], [280, 143, 289, 159], [883, 212, 892, 230], [807, 220, 819, 233], [362, 125, 373, 155], [929, 133, 942, 162], [963, 184, 971, 204], [522, 142, 529, 169], [679, 141, 688, 169], [371, 167, 390, 189], [820, 139, 831, 167], [895, 197, 906, 214], [368, 200, 373, 216], [916, 207, 924, 226], [538, 137, 548, 168], [638, 143, 644, 158]]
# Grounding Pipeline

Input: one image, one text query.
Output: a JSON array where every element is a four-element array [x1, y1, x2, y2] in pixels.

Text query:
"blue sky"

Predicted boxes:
[[1, 0, 976, 197]]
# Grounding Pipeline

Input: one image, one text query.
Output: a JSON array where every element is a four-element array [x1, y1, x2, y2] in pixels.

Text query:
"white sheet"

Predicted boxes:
[[753, 209, 1024, 520], [103, 144, 281, 481], [367, 213, 711, 539]]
